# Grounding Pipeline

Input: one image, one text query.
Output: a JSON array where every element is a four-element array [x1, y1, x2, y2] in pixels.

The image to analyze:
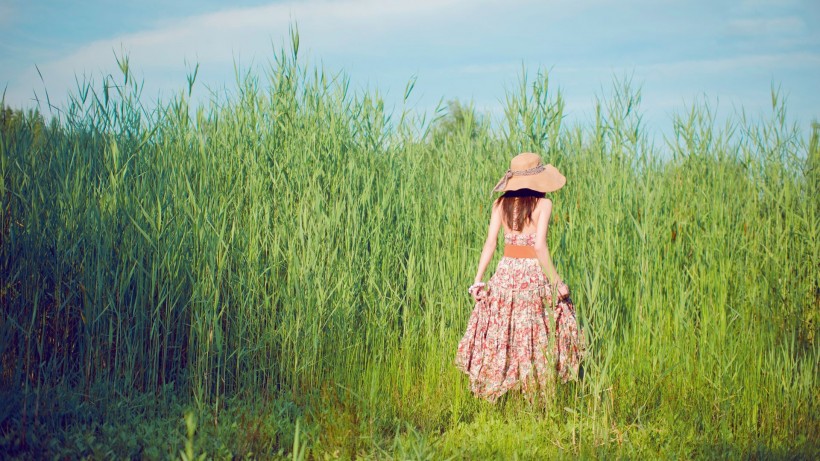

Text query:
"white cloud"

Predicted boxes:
[[0, 0, 14, 27], [457, 62, 522, 75], [737, 0, 801, 7], [637, 52, 820, 76], [727, 16, 806, 36], [2, 0, 479, 109]]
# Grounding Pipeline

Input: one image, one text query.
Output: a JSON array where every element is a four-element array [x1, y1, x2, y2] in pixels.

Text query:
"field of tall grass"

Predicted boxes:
[[1, 32, 818, 458]]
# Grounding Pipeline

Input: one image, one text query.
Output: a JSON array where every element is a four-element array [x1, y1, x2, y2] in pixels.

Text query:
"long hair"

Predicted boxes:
[[495, 188, 546, 232]]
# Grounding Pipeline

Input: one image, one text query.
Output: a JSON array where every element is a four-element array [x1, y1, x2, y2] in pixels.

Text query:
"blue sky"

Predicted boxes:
[[1, 0, 818, 140]]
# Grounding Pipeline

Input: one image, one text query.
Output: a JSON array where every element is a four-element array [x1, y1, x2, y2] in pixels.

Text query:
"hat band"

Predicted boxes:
[[492, 164, 546, 192]]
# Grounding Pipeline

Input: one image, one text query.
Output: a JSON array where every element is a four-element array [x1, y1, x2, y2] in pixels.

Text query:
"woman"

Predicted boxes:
[[455, 152, 584, 403]]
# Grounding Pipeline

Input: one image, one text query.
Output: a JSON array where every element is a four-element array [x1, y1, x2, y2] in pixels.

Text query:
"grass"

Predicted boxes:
[[1, 29, 817, 458]]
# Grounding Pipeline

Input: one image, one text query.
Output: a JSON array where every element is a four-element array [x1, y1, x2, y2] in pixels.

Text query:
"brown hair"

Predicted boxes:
[[494, 188, 546, 232]]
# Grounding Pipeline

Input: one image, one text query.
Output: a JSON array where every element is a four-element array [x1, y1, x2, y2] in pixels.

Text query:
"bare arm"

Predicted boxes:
[[533, 198, 563, 287], [473, 202, 503, 285]]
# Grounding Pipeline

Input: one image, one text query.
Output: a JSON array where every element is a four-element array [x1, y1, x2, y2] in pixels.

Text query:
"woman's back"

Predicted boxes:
[[499, 197, 544, 238], [498, 196, 551, 251]]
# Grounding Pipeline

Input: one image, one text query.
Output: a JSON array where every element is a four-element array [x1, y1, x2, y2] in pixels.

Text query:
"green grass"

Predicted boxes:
[[1, 30, 817, 458]]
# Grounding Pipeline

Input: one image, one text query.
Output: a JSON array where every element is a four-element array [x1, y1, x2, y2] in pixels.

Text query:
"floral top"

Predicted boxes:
[[504, 232, 536, 246]]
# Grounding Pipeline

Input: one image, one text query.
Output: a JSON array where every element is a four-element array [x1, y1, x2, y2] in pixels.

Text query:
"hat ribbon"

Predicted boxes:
[[492, 164, 546, 192]]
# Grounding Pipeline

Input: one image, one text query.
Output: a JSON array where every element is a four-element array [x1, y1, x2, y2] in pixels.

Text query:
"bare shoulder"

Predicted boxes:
[[489, 200, 503, 221], [491, 199, 504, 214], [535, 198, 553, 223]]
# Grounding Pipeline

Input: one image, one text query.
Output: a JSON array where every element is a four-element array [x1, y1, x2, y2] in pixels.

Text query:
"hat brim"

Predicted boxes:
[[500, 164, 566, 193]]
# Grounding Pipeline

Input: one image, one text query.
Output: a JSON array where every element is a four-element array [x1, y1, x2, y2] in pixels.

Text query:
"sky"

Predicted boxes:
[[1, 0, 819, 141]]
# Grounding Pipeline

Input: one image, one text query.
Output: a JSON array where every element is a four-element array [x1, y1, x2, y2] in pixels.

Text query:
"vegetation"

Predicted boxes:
[[1, 30, 817, 459]]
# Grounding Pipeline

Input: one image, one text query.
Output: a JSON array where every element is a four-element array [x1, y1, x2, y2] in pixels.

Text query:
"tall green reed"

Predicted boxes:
[[1, 28, 816, 453]]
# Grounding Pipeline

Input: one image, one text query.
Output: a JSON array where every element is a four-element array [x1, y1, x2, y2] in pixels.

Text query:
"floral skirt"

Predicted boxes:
[[455, 257, 585, 403]]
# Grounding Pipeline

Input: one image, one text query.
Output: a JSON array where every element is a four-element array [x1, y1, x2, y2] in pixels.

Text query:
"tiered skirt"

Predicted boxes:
[[455, 257, 585, 403]]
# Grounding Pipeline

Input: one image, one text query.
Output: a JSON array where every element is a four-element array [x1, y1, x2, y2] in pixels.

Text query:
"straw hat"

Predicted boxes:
[[492, 152, 566, 193]]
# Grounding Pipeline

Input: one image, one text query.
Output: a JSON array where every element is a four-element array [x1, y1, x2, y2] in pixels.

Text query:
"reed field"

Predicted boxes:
[[1, 33, 818, 458]]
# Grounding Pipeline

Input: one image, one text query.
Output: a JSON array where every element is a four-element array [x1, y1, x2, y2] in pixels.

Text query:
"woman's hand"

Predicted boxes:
[[555, 280, 570, 300], [468, 282, 487, 303]]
